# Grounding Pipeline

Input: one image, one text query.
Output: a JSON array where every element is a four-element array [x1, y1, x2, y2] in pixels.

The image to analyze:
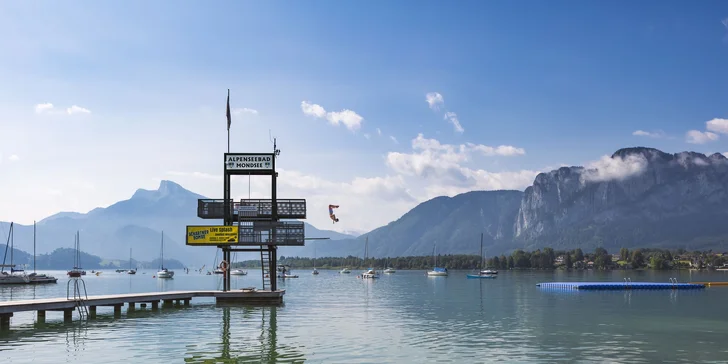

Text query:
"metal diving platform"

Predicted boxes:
[[197, 199, 307, 220]]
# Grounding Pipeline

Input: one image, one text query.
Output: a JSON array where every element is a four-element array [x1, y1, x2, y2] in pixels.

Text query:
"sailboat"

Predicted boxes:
[[360, 236, 379, 279], [212, 250, 224, 274], [156, 231, 174, 278], [0, 222, 57, 284], [229, 253, 247, 275], [427, 243, 448, 276], [67, 231, 85, 277], [127, 247, 136, 274], [383, 258, 395, 273], [467, 233, 496, 279], [312, 244, 319, 275]]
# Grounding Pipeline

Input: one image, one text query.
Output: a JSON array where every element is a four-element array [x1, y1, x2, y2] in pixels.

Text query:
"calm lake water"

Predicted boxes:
[[1, 268, 728, 363]]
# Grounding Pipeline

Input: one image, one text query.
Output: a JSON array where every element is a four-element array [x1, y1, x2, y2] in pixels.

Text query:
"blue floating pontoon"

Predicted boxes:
[[537, 281, 705, 290]]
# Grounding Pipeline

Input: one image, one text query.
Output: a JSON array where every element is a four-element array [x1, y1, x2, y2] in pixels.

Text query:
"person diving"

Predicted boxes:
[[329, 204, 340, 223]]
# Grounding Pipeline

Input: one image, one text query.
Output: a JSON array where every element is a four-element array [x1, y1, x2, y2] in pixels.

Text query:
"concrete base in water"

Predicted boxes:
[[537, 282, 706, 290]]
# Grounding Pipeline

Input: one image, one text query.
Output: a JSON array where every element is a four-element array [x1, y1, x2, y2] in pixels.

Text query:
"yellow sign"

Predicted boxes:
[[186, 226, 239, 245]]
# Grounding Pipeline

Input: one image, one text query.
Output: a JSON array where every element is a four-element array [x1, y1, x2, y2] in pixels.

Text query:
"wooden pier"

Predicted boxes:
[[0, 289, 284, 329]]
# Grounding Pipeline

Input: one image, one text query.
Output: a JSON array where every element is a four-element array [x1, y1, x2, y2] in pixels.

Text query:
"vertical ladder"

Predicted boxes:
[[261, 249, 271, 291], [67, 278, 89, 319]]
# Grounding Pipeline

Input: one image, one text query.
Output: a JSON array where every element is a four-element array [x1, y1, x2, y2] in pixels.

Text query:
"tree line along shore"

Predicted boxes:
[[231, 247, 728, 271]]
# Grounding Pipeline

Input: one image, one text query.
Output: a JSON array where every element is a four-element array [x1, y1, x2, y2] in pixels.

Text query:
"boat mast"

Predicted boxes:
[[160, 231, 164, 270], [10, 223, 13, 271], [33, 221, 36, 273], [480, 232, 484, 270]]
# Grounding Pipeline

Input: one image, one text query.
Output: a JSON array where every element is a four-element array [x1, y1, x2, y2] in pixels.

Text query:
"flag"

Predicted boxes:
[[226, 89, 231, 131]]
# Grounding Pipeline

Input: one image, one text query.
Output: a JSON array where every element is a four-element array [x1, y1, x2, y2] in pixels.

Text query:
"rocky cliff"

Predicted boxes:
[[515, 147, 728, 251]]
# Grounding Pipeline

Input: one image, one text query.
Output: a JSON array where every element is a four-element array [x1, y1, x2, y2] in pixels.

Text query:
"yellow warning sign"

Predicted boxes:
[[186, 226, 238, 245]]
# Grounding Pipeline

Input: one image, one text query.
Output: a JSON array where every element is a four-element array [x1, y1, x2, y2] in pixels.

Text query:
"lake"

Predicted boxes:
[[1, 268, 728, 363]]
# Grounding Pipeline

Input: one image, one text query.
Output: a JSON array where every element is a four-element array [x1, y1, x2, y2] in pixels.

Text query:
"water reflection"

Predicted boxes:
[[184, 306, 305, 363]]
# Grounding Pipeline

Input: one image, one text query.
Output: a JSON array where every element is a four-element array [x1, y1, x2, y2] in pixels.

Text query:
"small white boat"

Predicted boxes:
[[361, 268, 380, 279], [156, 232, 174, 279], [276, 264, 298, 278], [340, 268, 351, 274], [480, 269, 498, 275], [157, 268, 174, 278], [230, 269, 247, 275], [427, 268, 448, 276], [426, 243, 448, 276], [383, 267, 396, 274], [312, 245, 320, 275]]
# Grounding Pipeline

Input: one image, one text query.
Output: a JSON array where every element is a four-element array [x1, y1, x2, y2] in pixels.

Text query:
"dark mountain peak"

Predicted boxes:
[[610, 147, 672, 162], [709, 152, 728, 160]]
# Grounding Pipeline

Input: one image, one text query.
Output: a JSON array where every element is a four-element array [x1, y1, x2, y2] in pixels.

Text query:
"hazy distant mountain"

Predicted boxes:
[[0, 180, 356, 266], [278, 190, 524, 259]]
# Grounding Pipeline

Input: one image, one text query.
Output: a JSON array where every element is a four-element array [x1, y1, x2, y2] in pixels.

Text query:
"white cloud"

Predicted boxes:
[[8, 155, 19, 162], [706, 118, 728, 134], [444, 112, 464, 133], [34, 103, 54, 114], [686, 130, 719, 144], [390, 136, 398, 144], [376, 128, 382, 136], [632, 130, 666, 138], [364, 133, 370, 139], [385, 134, 533, 192], [580, 154, 648, 183], [301, 101, 364, 131], [67, 105, 91, 115], [301, 101, 327, 118], [326, 109, 364, 131], [425, 92, 444, 110], [232, 108, 258, 116], [467, 143, 525, 157], [723, 152, 728, 158]]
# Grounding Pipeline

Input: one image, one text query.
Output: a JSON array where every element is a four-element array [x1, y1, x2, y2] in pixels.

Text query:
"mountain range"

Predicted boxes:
[[286, 147, 728, 258], [3, 147, 728, 266]]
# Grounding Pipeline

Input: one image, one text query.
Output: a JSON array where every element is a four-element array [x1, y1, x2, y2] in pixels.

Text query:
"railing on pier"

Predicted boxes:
[[197, 199, 307, 220]]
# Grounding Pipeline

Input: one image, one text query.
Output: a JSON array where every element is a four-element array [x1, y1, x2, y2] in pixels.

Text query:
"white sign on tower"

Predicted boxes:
[[225, 154, 273, 171]]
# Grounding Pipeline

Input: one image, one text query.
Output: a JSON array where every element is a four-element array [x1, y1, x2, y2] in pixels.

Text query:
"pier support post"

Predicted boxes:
[[0, 313, 12, 330], [183, 299, 190, 307], [113, 305, 122, 317], [163, 299, 173, 307], [128, 302, 135, 312], [89, 306, 96, 318], [63, 309, 73, 323], [37, 310, 46, 324], [151, 301, 159, 310]]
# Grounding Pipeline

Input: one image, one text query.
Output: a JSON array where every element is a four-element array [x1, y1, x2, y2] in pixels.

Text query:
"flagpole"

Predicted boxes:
[[226, 89, 231, 153]]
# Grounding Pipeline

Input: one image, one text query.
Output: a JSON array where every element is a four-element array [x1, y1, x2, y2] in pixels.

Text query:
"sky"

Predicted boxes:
[[2, 0, 728, 234]]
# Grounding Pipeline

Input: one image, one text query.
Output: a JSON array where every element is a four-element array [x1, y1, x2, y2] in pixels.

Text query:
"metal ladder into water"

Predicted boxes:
[[261, 250, 271, 291], [67, 277, 89, 319]]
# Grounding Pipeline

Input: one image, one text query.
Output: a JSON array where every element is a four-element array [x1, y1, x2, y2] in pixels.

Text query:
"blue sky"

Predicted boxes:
[[2, 1, 728, 233]]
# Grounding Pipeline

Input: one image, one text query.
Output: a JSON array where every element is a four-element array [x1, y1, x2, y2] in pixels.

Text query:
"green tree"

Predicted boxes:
[[565, 254, 573, 269], [631, 249, 645, 267], [619, 248, 630, 261], [650, 255, 665, 270], [492, 256, 500, 269], [507, 255, 515, 269], [574, 248, 584, 262]]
